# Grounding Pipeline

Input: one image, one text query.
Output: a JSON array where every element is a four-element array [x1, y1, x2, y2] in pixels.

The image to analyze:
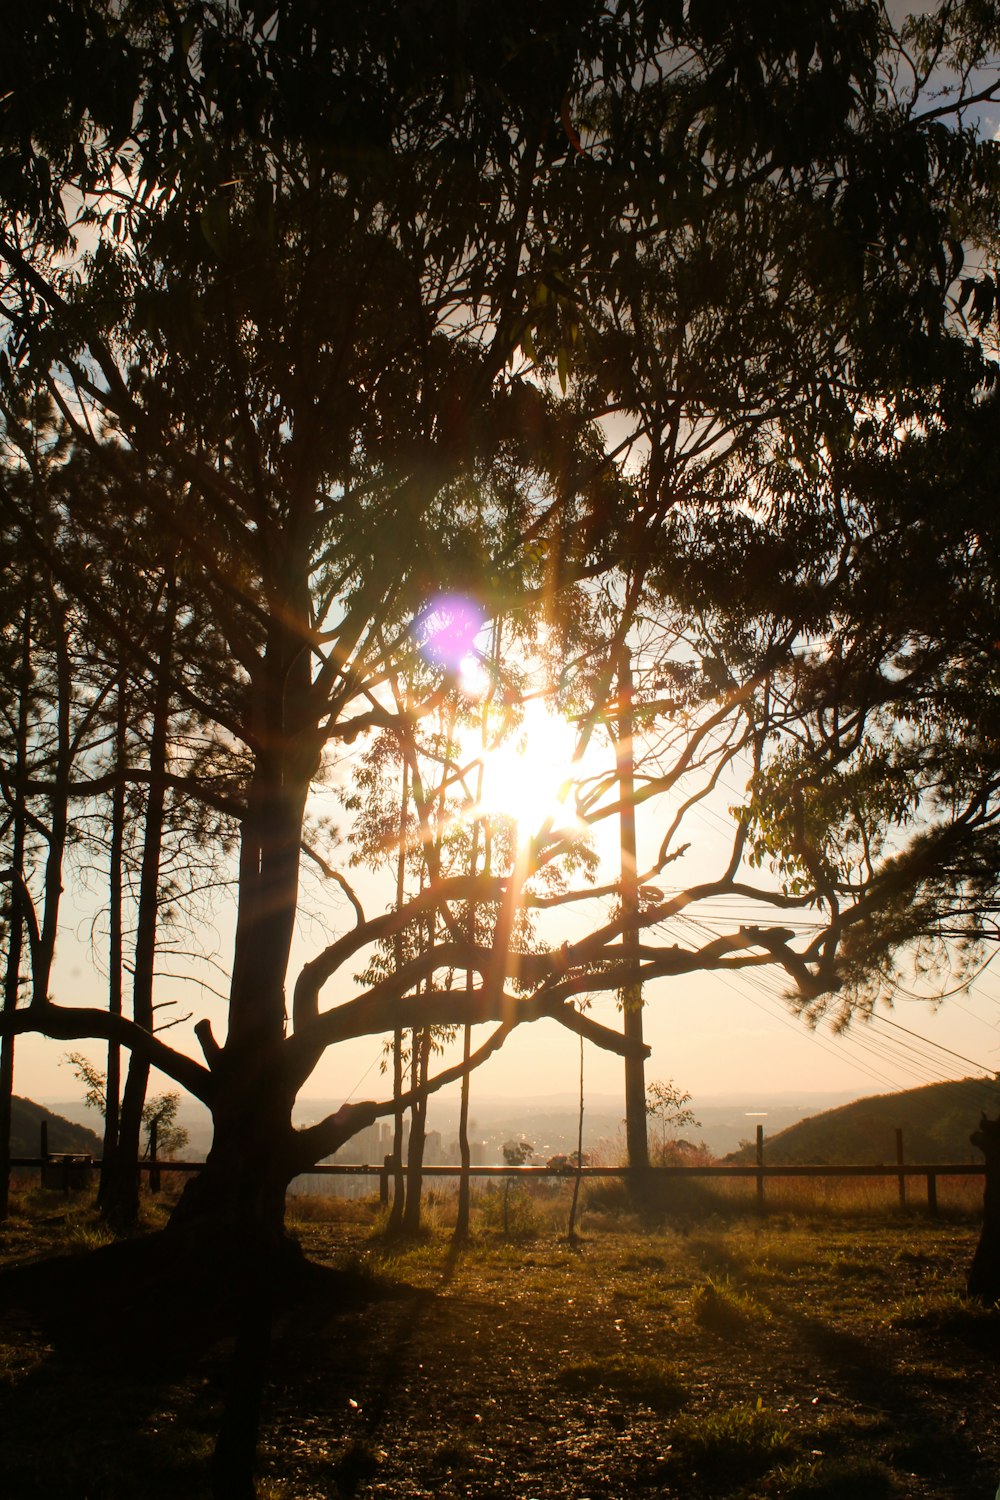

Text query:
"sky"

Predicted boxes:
[[27, 897, 1000, 1115], [21, 688, 1000, 1118]]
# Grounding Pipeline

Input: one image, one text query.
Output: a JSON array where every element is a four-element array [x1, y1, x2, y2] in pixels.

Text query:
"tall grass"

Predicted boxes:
[[581, 1169, 983, 1223], [284, 1163, 984, 1239]]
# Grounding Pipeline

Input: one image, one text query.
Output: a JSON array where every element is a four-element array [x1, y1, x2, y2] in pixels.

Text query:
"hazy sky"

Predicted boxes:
[[23, 726, 1000, 1115]]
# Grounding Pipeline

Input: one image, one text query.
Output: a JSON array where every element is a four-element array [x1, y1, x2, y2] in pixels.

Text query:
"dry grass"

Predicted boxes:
[[283, 1166, 984, 1239]]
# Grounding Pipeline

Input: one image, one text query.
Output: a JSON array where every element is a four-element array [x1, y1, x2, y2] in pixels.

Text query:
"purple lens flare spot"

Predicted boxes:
[[414, 594, 486, 671]]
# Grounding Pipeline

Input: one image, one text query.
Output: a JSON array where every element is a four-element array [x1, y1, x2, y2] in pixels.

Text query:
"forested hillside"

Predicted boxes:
[[727, 1078, 1000, 1164], [9, 1098, 101, 1159]]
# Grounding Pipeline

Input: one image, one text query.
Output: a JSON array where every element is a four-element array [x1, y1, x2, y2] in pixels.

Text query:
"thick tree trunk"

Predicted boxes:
[[225, 604, 316, 1065], [169, 576, 319, 1251], [968, 1113, 1000, 1304], [169, 1058, 298, 1254]]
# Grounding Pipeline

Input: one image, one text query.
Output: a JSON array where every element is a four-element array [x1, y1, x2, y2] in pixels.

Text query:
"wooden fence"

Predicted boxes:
[[15, 1114, 986, 1218]]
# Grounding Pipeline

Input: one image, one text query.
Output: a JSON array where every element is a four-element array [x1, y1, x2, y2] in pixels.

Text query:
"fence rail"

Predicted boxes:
[[15, 1152, 986, 1216]]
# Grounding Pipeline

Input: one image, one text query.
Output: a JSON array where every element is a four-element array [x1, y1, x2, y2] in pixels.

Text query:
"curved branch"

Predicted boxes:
[[0, 865, 41, 979], [288, 973, 649, 1097], [0, 1001, 215, 1104], [291, 871, 502, 1029], [289, 1022, 515, 1172], [300, 843, 365, 926]]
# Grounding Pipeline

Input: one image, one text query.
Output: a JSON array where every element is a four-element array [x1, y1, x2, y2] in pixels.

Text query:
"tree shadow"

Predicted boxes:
[[262, 1256, 439, 1498], [0, 1234, 226, 1498], [765, 1298, 992, 1488], [0, 1232, 424, 1499]]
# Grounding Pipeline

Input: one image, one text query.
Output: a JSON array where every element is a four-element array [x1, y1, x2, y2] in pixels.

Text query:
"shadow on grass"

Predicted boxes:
[[0, 1231, 421, 1500], [760, 1298, 990, 1490]]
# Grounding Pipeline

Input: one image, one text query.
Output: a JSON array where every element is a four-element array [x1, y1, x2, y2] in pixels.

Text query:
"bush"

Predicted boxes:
[[767, 1455, 895, 1497], [476, 1183, 540, 1239]]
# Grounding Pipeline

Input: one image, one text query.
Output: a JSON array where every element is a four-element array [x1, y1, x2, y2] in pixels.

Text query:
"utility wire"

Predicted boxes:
[[673, 909, 990, 1096], [867, 1012, 997, 1077]]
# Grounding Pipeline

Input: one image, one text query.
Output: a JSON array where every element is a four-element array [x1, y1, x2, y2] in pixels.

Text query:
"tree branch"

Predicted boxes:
[[289, 1022, 515, 1171], [0, 1001, 215, 1103], [291, 872, 502, 1030]]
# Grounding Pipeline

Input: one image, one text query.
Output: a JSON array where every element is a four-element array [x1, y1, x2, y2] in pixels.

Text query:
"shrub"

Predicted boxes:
[[890, 1289, 1000, 1340], [767, 1455, 895, 1497], [476, 1183, 540, 1239]]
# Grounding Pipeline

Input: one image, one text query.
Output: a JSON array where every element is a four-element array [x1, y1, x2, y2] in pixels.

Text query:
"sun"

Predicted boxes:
[[473, 699, 586, 843]]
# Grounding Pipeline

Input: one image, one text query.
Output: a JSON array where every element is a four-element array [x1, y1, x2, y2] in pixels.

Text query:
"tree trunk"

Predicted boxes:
[[454, 802, 483, 1245], [388, 1030, 405, 1231], [388, 760, 410, 1231], [169, 1063, 299, 1255], [106, 589, 174, 1225], [617, 648, 648, 1176], [0, 589, 30, 1221], [168, 577, 319, 1251], [98, 673, 127, 1211], [33, 580, 72, 1003], [454, 1023, 472, 1241], [568, 1033, 585, 1240], [403, 1026, 431, 1233], [968, 1113, 1000, 1304]]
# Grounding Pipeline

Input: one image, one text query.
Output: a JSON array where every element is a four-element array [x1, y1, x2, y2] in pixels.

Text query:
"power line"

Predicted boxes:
[[673, 908, 993, 1096], [666, 912, 906, 1092], [867, 1012, 997, 1077]]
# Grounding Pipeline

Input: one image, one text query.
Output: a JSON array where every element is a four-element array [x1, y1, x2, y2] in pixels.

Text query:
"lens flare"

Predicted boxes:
[[413, 594, 485, 672]]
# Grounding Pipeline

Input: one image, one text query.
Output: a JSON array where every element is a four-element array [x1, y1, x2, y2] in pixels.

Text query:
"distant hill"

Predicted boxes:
[[10, 1096, 102, 1158], [727, 1077, 1000, 1165]]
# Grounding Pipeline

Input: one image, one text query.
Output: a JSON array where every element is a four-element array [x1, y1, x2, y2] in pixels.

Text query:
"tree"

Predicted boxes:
[[968, 1112, 1000, 1304], [0, 400, 117, 1215], [502, 1138, 534, 1236], [645, 1079, 700, 1165], [64, 1051, 189, 1160], [0, 0, 998, 1268]]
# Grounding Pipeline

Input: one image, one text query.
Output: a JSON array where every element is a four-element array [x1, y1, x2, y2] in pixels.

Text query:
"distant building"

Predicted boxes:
[[328, 1118, 389, 1164]]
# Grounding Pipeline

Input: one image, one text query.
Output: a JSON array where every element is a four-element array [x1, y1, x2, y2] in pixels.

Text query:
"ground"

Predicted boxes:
[[0, 1180, 997, 1498]]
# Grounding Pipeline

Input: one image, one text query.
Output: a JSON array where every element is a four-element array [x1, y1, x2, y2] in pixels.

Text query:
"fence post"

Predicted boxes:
[[39, 1120, 48, 1188], [926, 1171, 938, 1217], [895, 1128, 906, 1208], [380, 1154, 390, 1208], [149, 1119, 160, 1194], [756, 1124, 765, 1212]]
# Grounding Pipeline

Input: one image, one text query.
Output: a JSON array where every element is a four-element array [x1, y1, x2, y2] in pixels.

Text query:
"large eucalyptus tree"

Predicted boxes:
[[0, 0, 997, 1253]]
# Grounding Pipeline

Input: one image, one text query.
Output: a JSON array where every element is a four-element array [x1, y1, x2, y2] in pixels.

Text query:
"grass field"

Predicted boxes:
[[0, 1174, 997, 1499]]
